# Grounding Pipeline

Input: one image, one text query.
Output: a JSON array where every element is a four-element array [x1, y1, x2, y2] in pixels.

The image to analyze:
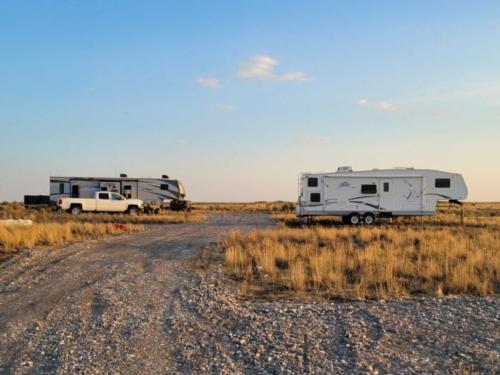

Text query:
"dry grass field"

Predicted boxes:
[[224, 202, 500, 299], [0, 221, 144, 256], [0, 202, 207, 258], [192, 201, 295, 213], [0, 202, 207, 224]]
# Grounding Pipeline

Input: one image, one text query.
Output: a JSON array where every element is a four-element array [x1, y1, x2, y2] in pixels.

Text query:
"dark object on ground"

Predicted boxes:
[[23, 195, 51, 208], [170, 199, 191, 211]]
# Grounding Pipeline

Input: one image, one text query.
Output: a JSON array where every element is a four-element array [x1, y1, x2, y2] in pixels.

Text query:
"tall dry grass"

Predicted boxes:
[[0, 222, 144, 255], [224, 205, 500, 299]]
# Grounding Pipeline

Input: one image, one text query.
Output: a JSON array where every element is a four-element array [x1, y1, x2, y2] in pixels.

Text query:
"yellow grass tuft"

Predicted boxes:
[[0, 222, 144, 254]]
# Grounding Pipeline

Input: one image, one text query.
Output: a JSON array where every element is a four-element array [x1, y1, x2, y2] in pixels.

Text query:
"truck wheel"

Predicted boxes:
[[128, 207, 139, 216], [70, 206, 82, 216], [348, 213, 361, 225], [363, 213, 375, 225]]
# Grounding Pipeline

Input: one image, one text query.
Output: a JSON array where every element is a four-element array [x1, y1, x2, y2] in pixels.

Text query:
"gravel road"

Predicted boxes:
[[0, 213, 498, 374]]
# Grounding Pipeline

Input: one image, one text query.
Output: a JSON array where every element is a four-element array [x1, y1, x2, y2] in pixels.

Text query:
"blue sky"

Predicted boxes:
[[1, 1, 499, 201]]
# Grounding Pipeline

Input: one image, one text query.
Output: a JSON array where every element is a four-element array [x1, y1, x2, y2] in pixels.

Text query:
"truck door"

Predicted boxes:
[[110, 193, 127, 212], [96, 192, 111, 211], [379, 180, 394, 212]]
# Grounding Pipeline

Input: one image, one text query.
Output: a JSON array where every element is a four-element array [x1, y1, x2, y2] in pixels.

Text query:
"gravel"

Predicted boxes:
[[0, 213, 498, 374]]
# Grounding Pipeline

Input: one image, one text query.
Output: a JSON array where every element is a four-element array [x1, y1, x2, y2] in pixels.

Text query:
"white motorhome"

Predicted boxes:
[[50, 174, 189, 211], [296, 167, 468, 224]]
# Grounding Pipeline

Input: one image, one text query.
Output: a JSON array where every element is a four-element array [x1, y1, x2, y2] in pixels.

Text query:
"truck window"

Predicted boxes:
[[307, 178, 318, 187], [111, 193, 122, 200], [310, 193, 321, 202], [161, 184, 169, 190], [435, 178, 450, 188], [98, 193, 109, 200], [361, 184, 377, 194]]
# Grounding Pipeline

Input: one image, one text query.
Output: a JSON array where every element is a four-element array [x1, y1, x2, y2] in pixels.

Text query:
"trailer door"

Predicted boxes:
[[379, 180, 394, 212], [393, 177, 423, 212]]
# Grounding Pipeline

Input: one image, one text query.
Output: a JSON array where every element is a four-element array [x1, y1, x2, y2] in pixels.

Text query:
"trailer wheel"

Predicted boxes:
[[348, 213, 361, 225], [363, 213, 375, 225], [70, 205, 82, 216]]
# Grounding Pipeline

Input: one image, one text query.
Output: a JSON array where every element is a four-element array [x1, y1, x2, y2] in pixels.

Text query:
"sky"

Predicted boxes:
[[0, 1, 499, 202]]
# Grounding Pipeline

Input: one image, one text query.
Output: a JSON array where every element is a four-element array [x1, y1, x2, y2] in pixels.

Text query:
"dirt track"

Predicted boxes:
[[0, 213, 498, 374]]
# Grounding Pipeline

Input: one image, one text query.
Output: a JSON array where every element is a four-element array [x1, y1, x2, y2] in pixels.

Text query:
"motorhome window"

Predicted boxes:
[[307, 178, 318, 187], [59, 183, 64, 194], [310, 193, 321, 202], [435, 178, 451, 188], [383, 182, 389, 192], [361, 184, 377, 194], [98, 193, 109, 200], [124, 185, 131, 190], [161, 184, 169, 190], [101, 187, 108, 191]]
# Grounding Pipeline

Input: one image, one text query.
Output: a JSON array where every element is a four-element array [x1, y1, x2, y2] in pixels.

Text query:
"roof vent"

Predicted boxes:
[[337, 166, 353, 173], [120, 173, 127, 178], [162, 174, 169, 179]]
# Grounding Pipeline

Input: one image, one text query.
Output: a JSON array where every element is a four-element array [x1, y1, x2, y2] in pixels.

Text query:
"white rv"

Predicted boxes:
[[50, 175, 189, 211], [296, 167, 467, 224]]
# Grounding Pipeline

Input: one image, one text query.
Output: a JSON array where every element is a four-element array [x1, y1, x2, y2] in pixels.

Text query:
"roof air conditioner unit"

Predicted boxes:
[[120, 173, 127, 177], [337, 166, 353, 173]]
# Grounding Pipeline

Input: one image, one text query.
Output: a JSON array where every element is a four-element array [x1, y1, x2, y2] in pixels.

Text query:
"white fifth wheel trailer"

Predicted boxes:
[[296, 166, 468, 224]]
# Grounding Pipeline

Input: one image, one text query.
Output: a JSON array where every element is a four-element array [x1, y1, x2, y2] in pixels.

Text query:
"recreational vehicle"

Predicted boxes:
[[50, 174, 189, 211], [296, 167, 467, 224]]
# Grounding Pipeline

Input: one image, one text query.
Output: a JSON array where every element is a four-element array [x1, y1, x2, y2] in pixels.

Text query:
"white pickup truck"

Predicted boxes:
[[57, 192, 144, 215]]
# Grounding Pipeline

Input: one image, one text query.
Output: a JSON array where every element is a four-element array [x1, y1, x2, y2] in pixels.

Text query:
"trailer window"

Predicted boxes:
[[383, 182, 389, 192], [161, 184, 169, 190], [101, 187, 108, 191], [98, 193, 109, 200], [310, 193, 321, 202], [435, 178, 450, 188], [361, 184, 377, 194], [59, 183, 64, 194], [307, 178, 318, 187]]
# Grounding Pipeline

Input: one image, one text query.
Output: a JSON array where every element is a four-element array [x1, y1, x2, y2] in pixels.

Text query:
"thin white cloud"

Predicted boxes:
[[291, 135, 330, 146], [216, 104, 235, 112], [416, 79, 500, 105], [237, 55, 312, 82], [357, 99, 398, 112], [197, 75, 220, 89], [377, 101, 398, 112]]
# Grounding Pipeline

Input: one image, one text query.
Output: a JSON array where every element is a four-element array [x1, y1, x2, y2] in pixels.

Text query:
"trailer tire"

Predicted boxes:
[[128, 206, 139, 216], [363, 213, 375, 225], [69, 205, 82, 216], [348, 213, 361, 225]]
